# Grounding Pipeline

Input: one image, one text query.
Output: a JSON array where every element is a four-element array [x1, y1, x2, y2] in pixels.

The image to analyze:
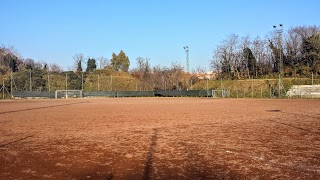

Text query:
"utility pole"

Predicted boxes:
[[183, 46, 189, 73], [273, 24, 283, 97]]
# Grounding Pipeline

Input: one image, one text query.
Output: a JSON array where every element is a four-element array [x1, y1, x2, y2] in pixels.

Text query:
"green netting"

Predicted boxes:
[[154, 90, 187, 97], [83, 91, 116, 97], [12, 91, 55, 98], [116, 91, 154, 97], [198, 90, 212, 97], [154, 90, 212, 97], [12, 90, 213, 98]]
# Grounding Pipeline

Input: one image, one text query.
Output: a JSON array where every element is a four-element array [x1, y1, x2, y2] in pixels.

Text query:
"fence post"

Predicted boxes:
[[312, 72, 314, 99], [30, 70, 32, 91], [81, 73, 84, 91], [97, 74, 100, 91], [251, 76, 254, 98], [236, 88, 238, 98], [2, 80, 4, 100], [269, 87, 271, 98], [110, 75, 113, 91], [206, 79, 209, 98], [11, 71, 13, 94], [48, 71, 51, 92], [65, 72, 68, 90]]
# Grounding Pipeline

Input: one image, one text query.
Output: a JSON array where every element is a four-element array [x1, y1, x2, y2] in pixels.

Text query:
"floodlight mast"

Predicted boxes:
[[273, 24, 283, 97], [183, 46, 189, 73]]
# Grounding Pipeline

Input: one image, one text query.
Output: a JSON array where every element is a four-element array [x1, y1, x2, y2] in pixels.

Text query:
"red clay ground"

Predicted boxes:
[[0, 98, 319, 179]]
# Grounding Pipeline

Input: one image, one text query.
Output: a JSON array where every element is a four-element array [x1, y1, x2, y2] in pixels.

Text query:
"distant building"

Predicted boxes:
[[195, 71, 217, 80]]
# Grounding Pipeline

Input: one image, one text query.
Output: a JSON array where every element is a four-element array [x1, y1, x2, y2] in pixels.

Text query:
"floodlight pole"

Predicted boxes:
[[273, 24, 283, 98], [183, 46, 189, 73]]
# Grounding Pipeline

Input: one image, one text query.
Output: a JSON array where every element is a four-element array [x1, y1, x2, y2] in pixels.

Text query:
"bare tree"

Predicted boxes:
[[98, 56, 109, 69], [72, 53, 84, 72], [252, 36, 269, 77], [49, 63, 62, 73], [193, 66, 206, 74], [284, 28, 302, 76], [211, 34, 241, 79]]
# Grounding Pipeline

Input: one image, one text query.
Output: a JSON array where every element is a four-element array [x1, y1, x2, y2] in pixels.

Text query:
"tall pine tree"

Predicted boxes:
[[86, 58, 97, 72], [111, 50, 130, 72]]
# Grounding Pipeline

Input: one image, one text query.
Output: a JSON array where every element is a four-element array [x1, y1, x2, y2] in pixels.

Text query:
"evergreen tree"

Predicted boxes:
[[111, 50, 130, 72], [301, 33, 320, 74], [268, 41, 280, 73], [243, 47, 256, 76], [8, 55, 18, 72], [86, 58, 97, 72], [118, 50, 130, 72], [77, 60, 82, 72], [43, 63, 48, 71], [111, 53, 118, 71]]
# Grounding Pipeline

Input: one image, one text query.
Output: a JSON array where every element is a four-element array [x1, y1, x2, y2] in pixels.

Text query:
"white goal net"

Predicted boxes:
[[55, 90, 83, 99]]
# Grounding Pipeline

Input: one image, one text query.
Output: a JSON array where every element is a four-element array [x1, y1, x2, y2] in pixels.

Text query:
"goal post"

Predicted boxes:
[[54, 90, 83, 99]]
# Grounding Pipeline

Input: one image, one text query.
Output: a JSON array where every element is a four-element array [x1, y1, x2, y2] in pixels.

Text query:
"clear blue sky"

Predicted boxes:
[[1, 0, 319, 71]]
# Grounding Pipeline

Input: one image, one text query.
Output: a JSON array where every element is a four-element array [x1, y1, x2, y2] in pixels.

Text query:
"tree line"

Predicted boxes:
[[0, 47, 194, 91], [211, 25, 320, 79]]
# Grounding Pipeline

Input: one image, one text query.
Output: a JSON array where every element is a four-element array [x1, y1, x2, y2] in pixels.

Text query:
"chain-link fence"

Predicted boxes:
[[2, 70, 320, 99]]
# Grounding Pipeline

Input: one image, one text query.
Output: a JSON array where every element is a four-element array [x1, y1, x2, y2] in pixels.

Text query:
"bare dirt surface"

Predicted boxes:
[[0, 98, 319, 180]]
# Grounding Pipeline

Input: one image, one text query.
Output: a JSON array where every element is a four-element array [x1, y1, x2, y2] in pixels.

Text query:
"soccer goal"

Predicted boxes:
[[55, 90, 83, 99], [212, 89, 229, 98]]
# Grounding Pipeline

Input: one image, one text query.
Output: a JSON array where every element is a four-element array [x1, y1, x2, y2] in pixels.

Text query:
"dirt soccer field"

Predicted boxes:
[[0, 98, 319, 179]]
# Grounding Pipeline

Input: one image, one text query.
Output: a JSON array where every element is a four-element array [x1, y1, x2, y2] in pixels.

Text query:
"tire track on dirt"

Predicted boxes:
[[0, 101, 89, 115], [142, 128, 158, 180], [0, 135, 34, 148]]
